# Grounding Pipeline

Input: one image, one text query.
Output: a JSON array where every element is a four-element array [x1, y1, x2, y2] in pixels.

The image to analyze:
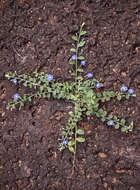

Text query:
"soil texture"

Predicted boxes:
[[0, 0, 140, 189]]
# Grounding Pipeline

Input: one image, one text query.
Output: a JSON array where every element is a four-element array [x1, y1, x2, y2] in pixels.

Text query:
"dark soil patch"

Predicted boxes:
[[0, 0, 140, 189]]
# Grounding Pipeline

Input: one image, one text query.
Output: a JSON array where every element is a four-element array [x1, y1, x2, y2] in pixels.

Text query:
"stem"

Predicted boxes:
[[75, 23, 84, 83], [72, 23, 84, 174], [72, 106, 78, 175]]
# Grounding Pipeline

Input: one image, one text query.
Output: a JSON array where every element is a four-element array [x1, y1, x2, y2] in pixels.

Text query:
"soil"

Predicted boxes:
[[0, 0, 140, 189]]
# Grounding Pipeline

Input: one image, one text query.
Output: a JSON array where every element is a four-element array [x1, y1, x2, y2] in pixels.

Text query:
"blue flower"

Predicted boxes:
[[63, 140, 68, 145], [96, 83, 102, 88], [72, 55, 77, 60], [81, 60, 86, 66], [107, 120, 114, 126], [47, 74, 53, 81], [87, 73, 93, 78], [13, 93, 20, 100], [128, 89, 134, 94], [12, 78, 17, 85], [120, 86, 128, 92]]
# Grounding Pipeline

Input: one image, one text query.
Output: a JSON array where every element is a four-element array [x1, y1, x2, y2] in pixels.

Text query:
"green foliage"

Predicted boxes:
[[5, 23, 136, 174]]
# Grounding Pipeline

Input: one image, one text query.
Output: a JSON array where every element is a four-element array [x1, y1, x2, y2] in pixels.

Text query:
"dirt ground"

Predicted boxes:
[[0, 0, 140, 189]]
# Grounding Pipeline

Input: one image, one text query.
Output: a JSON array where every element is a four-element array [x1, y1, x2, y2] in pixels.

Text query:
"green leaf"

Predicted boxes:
[[40, 86, 44, 92], [117, 95, 122, 101], [101, 118, 106, 122], [121, 127, 127, 132], [86, 90, 93, 97], [29, 84, 32, 88], [115, 123, 120, 129], [121, 119, 126, 125], [128, 121, 134, 132], [76, 137, 85, 142], [125, 94, 130, 100], [130, 121, 133, 126], [76, 129, 84, 135], [97, 92, 101, 98], [113, 116, 118, 121], [68, 140, 75, 146], [70, 48, 76, 52], [69, 61, 75, 65], [78, 41, 85, 48], [78, 56, 85, 60], [23, 82, 27, 87], [108, 114, 113, 119], [12, 104, 15, 109], [76, 76, 83, 80], [72, 35, 78, 41], [68, 146, 75, 153], [105, 97, 110, 101], [80, 31, 87, 36], [28, 97, 32, 102], [96, 112, 100, 118], [20, 102, 24, 107], [77, 68, 84, 72], [103, 111, 107, 117], [71, 72, 76, 76]]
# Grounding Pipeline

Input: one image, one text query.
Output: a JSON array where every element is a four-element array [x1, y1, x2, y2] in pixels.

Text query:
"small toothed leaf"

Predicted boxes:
[[71, 72, 76, 76], [117, 95, 122, 101], [121, 127, 127, 132], [76, 137, 85, 142], [72, 35, 78, 41], [125, 94, 130, 100], [78, 56, 85, 60], [121, 119, 126, 125], [69, 61, 76, 65], [78, 41, 85, 48], [77, 68, 84, 72], [70, 48, 76, 52], [68, 140, 75, 146], [68, 146, 75, 153], [115, 123, 120, 129], [80, 31, 86, 36], [76, 129, 84, 135]]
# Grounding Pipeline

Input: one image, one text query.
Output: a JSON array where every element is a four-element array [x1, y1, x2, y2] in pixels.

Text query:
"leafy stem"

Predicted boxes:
[[75, 22, 85, 83]]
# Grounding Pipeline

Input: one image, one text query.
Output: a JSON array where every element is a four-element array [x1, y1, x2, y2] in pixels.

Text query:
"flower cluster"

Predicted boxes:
[[87, 73, 93, 78], [120, 86, 134, 94], [72, 55, 77, 60], [107, 120, 114, 126], [13, 93, 20, 100], [12, 74, 54, 101], [47, 74, 53, 81], [12, 78, 17, 85], [81, 60, 86, 66]]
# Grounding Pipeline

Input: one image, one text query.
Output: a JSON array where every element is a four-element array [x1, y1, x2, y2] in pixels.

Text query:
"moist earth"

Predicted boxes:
[[0, 0, 140, 189]]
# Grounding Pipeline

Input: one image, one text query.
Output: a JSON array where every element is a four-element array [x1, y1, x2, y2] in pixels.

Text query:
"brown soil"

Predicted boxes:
[[0, 0, 140, 189]]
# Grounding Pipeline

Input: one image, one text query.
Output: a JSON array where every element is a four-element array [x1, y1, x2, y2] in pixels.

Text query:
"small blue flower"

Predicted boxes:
[[13, 93, 20, 101], [96, 83, 102, 88], [63, 140, 68, 145], [120, 86, 128, 92], [12, 78, 17, 85], [81, 60, 86, 66], [87, 73, 93, 78], [72, 55, 77, 60], [107, 120, 114, 126], [128, 89, 134, 94], [47, 74, 53, 81]]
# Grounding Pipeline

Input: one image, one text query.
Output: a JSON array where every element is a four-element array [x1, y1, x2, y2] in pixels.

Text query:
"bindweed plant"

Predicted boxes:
[[5, 23, 136, 174]]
